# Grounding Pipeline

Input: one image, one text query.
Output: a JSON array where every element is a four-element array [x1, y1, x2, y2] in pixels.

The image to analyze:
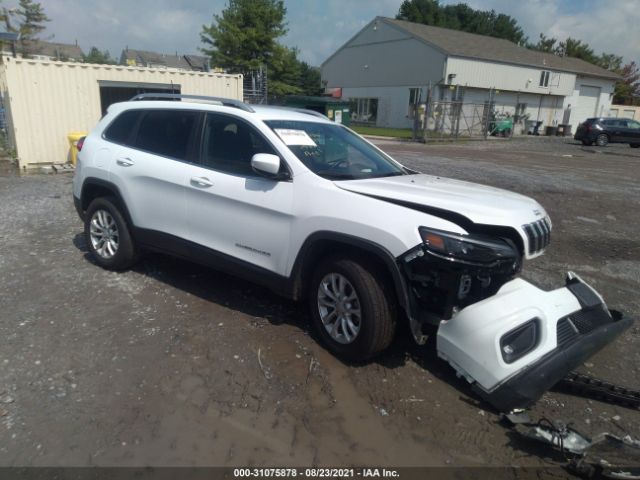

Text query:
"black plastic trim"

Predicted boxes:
[[475, 309, 633, 412], [134, 228, 292, 296], [357, 193, 475, 230], [290, 231, 412, 315], [79, 178, 135, 229], [73, 195, 83, 220]]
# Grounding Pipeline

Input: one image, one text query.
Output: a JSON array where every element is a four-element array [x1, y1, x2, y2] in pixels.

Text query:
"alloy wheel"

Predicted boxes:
[[317, 273, 362, 344], [89, 209, 119, 259]]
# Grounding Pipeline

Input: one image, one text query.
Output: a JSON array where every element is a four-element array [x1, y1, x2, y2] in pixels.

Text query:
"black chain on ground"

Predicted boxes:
[[554, 371, 640, 409]]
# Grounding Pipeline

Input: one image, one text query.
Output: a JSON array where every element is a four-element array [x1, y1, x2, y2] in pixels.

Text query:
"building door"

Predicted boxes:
[[573, 85, 601, 124], [98, 80, 181, 115]]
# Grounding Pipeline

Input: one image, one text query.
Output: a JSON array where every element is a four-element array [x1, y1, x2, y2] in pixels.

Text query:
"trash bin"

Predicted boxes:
[[545, 126, 557, 136], [67, 131, 87, 165]]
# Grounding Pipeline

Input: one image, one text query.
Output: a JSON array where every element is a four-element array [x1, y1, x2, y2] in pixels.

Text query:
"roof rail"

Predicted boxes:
[[129, 93, 255, 113]]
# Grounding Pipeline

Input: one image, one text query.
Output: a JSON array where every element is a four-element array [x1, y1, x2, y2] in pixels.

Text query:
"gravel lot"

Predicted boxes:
[[0, 136, 638, 470]]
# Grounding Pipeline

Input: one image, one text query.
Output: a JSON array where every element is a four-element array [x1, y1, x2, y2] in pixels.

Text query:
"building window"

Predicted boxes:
[[539, 70, 550, 88], [349, 98, 378, 124]]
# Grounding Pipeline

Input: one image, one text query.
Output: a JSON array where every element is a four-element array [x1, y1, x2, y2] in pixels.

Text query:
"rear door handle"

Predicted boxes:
[[190, 176, 214, 187], [116, 157, 134, 167]]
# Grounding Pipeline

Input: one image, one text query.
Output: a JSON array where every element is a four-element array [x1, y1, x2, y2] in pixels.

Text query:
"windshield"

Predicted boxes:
[[265, 120, 407, 180]]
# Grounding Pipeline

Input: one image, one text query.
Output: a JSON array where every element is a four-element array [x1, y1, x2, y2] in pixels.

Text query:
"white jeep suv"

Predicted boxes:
[[73, 94, 630, 412]]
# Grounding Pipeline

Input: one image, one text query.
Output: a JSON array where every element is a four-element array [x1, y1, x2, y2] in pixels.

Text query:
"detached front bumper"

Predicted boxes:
[[437, 273, 632, 412]]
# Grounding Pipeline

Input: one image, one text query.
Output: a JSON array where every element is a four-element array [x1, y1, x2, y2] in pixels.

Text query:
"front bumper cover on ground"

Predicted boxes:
[[437, 273, 633, 412]]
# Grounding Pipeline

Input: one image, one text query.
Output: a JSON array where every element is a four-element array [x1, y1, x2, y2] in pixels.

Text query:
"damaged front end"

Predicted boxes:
[[401, 226, 523, 322], [400, 227, 632, 412], [436, 274, 632, 411]]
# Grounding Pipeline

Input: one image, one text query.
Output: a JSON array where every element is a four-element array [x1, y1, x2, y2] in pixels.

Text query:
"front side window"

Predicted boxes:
[[201, 113, 277, 175], [626, 120, 640, 129], [266, 120, 406, 181], [134, 110, 199, 160]]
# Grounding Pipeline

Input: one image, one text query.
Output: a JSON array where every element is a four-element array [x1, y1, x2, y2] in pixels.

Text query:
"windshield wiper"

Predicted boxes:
[[370, 171, 406, 178], [315, 171, 357, 180]]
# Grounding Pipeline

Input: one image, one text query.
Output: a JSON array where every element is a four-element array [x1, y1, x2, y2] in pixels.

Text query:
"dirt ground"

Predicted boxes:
[[0, 136, 638, 470]]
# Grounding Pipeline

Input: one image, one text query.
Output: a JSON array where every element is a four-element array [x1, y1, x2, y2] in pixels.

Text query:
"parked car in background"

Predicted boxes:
[[574, 117, 640, 147]]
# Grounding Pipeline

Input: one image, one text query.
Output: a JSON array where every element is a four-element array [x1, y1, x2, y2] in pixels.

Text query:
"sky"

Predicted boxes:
[[10, 0, 640, 67]]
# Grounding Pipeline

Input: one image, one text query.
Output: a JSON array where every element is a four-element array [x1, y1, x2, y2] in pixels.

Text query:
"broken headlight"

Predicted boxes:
[[418, 227, 518, 267]]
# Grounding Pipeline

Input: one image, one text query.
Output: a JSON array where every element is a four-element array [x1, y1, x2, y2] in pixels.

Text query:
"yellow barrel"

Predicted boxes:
[[67, 131, 87, 165]]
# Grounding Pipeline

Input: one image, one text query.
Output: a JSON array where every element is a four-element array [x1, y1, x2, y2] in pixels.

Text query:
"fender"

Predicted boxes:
[[289, 231, 415, 329], [79, 177, 135, 229]]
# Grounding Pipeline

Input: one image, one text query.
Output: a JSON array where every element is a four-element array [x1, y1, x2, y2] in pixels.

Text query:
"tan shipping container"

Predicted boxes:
[[0, 56, 243, 169]]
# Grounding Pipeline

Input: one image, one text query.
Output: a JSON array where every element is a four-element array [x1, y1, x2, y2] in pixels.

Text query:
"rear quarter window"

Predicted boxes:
[[103, 110, 142, 145]]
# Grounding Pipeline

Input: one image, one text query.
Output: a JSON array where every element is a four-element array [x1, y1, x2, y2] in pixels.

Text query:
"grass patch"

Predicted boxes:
[[350, 125, 414, 139]]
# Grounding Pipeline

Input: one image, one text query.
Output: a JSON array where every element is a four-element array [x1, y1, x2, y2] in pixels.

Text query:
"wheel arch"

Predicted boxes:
[[80, 178, 134, 228], [289, 231, 411, 316]]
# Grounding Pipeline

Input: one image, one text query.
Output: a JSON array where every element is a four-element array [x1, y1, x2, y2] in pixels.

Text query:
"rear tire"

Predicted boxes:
[[308, 256, 396, 362], [595, 134, 609, 147], [581, 139, 592, 146], [84, 196, 138, 271]]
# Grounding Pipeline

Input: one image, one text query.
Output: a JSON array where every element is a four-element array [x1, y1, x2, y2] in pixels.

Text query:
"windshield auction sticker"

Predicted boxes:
[[274, 129, 317, 146]]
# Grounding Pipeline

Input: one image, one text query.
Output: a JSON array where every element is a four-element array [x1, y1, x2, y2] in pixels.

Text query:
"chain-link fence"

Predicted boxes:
[[408, 87, 548, 141], [421, 100, 524, 140], [243, 66, 268, 105]]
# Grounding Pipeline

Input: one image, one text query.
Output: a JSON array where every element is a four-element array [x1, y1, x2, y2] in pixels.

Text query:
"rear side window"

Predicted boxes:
[[103, 110, 142, 145], [134, 110, 199, 161]]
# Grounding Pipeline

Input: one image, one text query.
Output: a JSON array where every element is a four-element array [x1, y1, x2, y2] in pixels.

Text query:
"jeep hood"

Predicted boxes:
[[336, 174, 545, 228]]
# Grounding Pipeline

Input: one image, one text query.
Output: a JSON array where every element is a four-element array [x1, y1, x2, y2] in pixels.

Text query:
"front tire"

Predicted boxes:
[[595, 134, 609, 147], [631, 143, 640, 148], [309, 256, 396, 362], [84, 196, 138, 271]]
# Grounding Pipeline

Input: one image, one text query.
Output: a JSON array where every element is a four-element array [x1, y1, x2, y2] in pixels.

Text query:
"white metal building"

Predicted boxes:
[[0, 56, 243, 169], [321, 17, 619, 132]]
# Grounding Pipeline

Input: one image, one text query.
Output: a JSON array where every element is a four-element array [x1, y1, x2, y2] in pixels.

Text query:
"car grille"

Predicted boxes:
[[556, 305, 612, 346], [523, 217, 552, 255], [556, 317, 578, 346]]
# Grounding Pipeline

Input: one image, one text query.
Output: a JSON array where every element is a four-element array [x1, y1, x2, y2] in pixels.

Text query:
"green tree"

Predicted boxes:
[[397, 0, 527, 44], [528, 33, 557, 53], [83, 46, 115, 65], [268, 44, 302, 96], [596, 52, 623, 72], [297, 61, 322, 96], [556, 37, 596, 63], [613, 61, 640, 105], [15, 0, 49, 41], [201, 0, 322, 99], [200, 0, 287, 72]]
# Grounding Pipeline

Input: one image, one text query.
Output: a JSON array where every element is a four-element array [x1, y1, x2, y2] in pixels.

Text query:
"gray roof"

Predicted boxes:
[[383, 17, 619, 80], [21, 40, 84, 60], [120, 49, 209, 71]]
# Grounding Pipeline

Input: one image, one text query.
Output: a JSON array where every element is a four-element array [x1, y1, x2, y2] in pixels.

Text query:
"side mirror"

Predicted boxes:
[[251, 153, 288, 179]]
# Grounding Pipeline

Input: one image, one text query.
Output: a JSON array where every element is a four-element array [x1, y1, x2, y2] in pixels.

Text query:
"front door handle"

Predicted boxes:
[[190, 176, 214, 187], [116, 157, 134, 167]]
